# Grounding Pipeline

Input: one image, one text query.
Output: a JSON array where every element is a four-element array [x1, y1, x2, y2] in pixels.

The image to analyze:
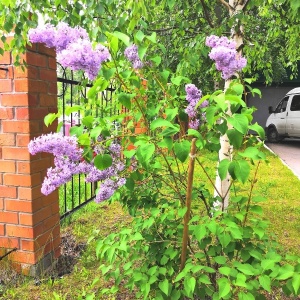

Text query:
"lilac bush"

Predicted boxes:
[[28, 22, 110, 80], [28, 133, 126, 202], [205, 35, 247, 79], [124, 44, 143, 69], [184, 83, 208, 129]]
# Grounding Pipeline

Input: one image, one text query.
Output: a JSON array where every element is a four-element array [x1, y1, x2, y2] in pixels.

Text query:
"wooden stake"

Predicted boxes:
[[180, 138, 197, 271]]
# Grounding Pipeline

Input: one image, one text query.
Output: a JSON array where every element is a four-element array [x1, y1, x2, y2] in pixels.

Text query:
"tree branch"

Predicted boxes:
[[200, 0, 215, 28]]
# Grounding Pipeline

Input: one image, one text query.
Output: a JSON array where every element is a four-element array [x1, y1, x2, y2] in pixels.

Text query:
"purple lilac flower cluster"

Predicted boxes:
[[185, 84, 208, 129], [28, 22, 110, 80], [124, 44, 143, 69], [205, 35, 247, 80], [28, 133, 126, 202]]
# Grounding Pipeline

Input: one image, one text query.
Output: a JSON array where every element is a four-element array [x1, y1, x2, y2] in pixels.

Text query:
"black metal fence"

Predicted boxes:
[[57, 64, 116, 220]]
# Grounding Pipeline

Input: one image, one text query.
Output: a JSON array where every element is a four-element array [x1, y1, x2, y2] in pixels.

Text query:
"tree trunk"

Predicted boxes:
[[214, 0, 246, 211]]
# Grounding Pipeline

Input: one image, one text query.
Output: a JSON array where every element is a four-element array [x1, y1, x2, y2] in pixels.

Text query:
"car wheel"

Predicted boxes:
[[267, 127, 281, 143]]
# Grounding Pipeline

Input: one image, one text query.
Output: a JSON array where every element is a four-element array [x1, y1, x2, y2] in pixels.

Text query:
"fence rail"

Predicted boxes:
[[57, 64, 116, 219]]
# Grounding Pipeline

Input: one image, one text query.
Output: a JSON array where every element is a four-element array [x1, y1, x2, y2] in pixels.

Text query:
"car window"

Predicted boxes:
[[290, 95, 300, 111], [274, 96, 288, 113]]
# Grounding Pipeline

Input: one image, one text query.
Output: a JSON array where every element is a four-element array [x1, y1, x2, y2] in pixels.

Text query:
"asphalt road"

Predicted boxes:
[[265, 138, 300, 180]]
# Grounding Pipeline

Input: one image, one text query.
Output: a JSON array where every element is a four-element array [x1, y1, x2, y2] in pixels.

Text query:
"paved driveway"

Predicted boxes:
[[265, 139, 300, 179]]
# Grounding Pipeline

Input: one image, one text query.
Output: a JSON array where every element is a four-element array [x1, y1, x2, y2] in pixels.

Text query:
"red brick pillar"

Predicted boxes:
[[0, 43, 60, 275]]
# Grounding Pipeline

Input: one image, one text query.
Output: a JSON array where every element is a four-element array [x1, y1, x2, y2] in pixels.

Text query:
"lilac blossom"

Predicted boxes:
[[124, 44, 144, 69], [185, 84, 208, 130], [205, 35, 247, 80], [28, 133, 126, 201], [28, 22, 110, 80]]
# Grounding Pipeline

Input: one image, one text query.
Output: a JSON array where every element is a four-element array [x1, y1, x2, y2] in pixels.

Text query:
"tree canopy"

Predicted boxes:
[[0, 0, 299, 86]]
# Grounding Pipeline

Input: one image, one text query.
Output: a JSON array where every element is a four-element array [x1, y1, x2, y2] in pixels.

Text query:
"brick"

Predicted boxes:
[[14, 65, 38, 79], [16, 134, 32, 147], [17, 157, 51, 174], [0, 79, 12, 92], [43, 214, 60, 232], [43, 236, 60, 256], [48, 82, 58, 95], [37, 44, 56, 57], [0, 198, 3, 210], [0, 237, 19, 249], [3, 173, 41, 187], [21, 240, 36, 252], [23, 51, 47, 68], [0, 161, 16, 173], [6, 223, 44, 239], [39, 69, 57, 82], [19, 206, 52, 226], [2, 147, 31, 160], [15, 79, 48, 93], [0, 93, 37, 107], [2, 120, 40, 134], [39, 94, 57, 107], [16, 107, 49, 120], [0, 107, 13, 119], [0, 66, 13, 79], [0, 134, 15, 146], [5, 198, 43, 213], [48, 57, 57, 70], [0, 52, 11, 64], [42, 191, 59, 208], [0, 186, 17, 199], [0, 211, 18, 224], [18, 186, 43, 201], [0, 224, 4, 235], [9, 251, 37, 264]]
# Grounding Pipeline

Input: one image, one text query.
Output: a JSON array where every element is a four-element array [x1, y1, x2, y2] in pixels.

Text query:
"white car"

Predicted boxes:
[[266, 87, 300, 142]]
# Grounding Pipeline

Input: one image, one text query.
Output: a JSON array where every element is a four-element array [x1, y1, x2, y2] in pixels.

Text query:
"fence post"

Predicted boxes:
[[0, 42, 60, 276]]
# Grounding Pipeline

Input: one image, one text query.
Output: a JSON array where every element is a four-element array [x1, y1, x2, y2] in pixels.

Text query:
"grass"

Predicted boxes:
[[1, 147, 300, 299]]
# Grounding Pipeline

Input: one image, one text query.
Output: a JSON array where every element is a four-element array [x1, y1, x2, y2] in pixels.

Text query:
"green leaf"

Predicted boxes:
[[174, 140, 191, 162], [113, 31, 130, 46], [238, 292, 255, 300], [157, 137, 173, 151], [165, 107, 178, 121], [82, 116, 94, 128], [229, 160, 250, 183], [184, 276, 196, 297], [118, 93, 135, 109], [277, 265, 294, 280], [259, 275, 271, 292], [217, 277, 231, 298], [135, 30, 145, 42], [235, 273, 248, 288], [292, 273, 300, 294], [227, 114, 249, 134], [171, 76, 189, 86], [218, 159, 230, 180], [187, 129, 201, 138], [44, 113, 58, 127], [167, 0, 176, 9], [146, 32, 156, 43], [138, 45, 148, 60], [158, 279, 169, 296], [214, 256, 227, 264], [231, 83, 244, 95], [102, 67, 116, 81], [150, 118, 174, 130], [248, 123, 265, 140], [136, 143, 155, 163], [150, 55, 161, 66], [65, 105, 82, 116], [94, 154, 113, 170], [77, 133, 90, 146]]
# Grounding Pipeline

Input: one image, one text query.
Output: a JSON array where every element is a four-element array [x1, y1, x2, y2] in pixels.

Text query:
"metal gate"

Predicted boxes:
[[57, 64, 116, 219]]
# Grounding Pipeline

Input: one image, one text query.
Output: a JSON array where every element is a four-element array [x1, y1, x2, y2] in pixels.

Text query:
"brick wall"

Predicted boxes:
[[0, 42, 60, 275]]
